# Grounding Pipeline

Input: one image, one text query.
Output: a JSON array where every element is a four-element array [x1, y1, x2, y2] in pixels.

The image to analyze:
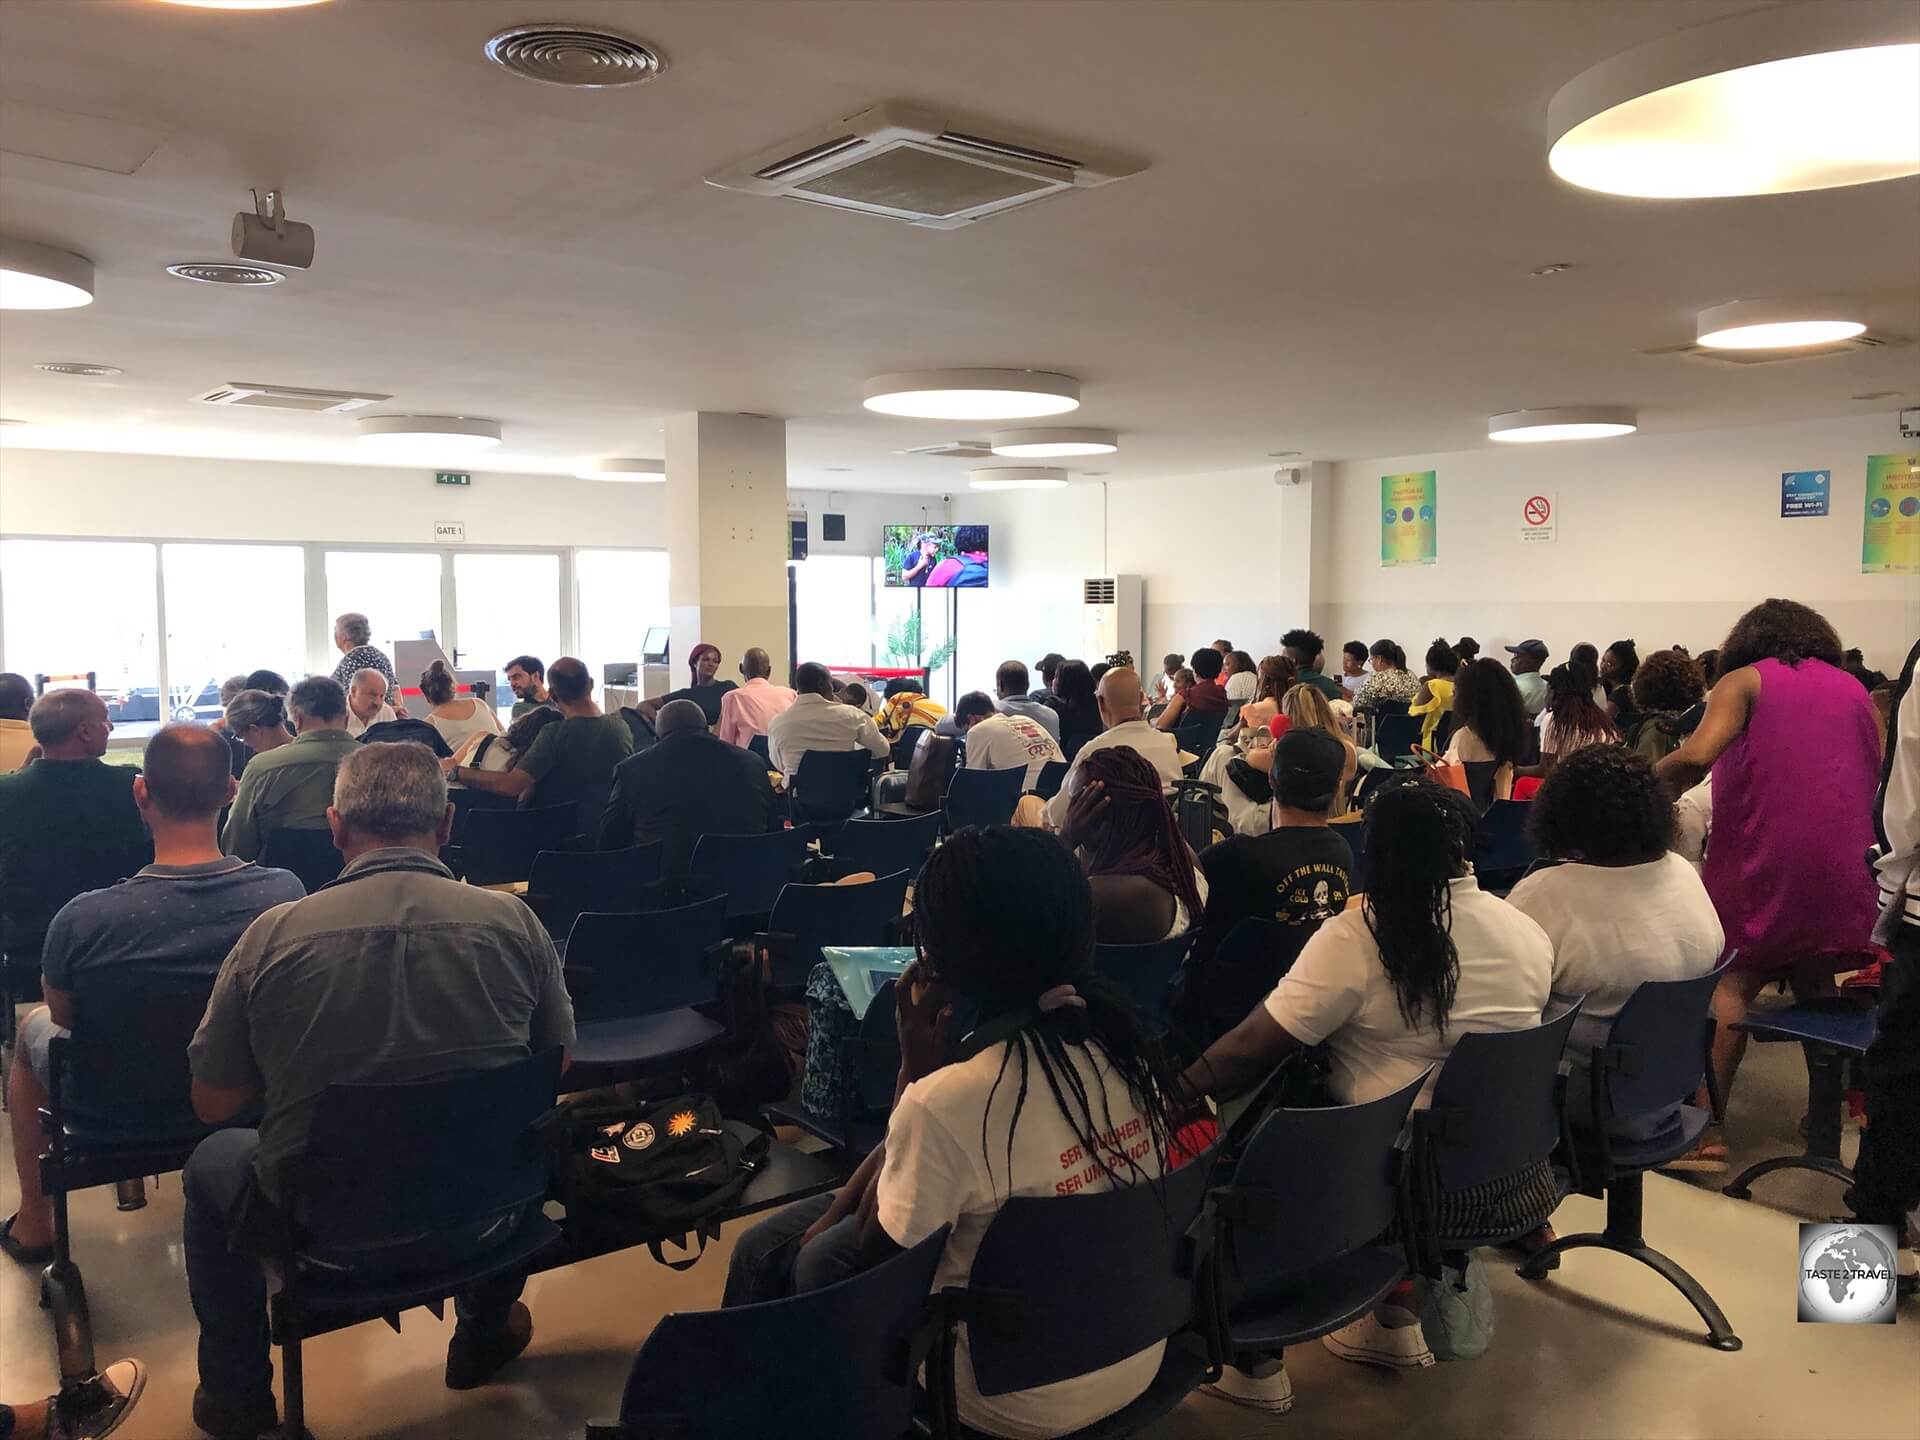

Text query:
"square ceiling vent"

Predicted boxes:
[[706, 101, 1144, 229], [193, 383, 390, 413]]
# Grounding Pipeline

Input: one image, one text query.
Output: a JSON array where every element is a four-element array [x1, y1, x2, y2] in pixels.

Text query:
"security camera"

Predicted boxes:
[[941, 494, 952, 503], [232, 188, 314, 271]]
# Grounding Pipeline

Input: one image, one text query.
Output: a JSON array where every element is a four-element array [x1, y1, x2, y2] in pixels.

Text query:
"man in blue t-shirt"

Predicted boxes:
[[0, 725, 303, 1264]]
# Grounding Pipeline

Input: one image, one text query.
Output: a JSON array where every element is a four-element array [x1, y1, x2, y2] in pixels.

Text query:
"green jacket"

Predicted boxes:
[[222, 729, 361, 862]]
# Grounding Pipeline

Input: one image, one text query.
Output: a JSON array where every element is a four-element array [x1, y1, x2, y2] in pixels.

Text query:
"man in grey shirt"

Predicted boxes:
[[184, 742, 574, 1440], [991, 659, 1061, 741]]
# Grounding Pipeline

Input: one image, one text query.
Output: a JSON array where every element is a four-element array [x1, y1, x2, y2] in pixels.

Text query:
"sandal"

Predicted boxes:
[[0, 1212, 54, 1265], [1659, 1134, 1730, 1175]]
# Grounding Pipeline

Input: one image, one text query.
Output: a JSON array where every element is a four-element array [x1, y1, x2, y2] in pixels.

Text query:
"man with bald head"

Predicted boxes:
[[0, 689, 151, 980], [600, 697, 777, 874], [4, 724, 304, 1259], [1044, 664, 1184, 829], [717, 646, 796, 750], [0, 672, 33, 773], [344, 668, 396, 737]]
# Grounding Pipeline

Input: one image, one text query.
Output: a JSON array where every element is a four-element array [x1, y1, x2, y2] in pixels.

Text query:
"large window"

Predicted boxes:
[[874, 564, 957, 704], [163, 544, 305, 718], [791, 555, 877, 669], [324, 551, 444, 658], [0, 538, 160, 726], [575, 549, 669, 692], [455, 552, 562, 715]]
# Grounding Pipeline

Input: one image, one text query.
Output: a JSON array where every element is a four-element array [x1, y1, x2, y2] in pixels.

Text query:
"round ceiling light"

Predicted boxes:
[[1547, 7, 1920, 197], [863, 370, 1080, 420], [166, 262, 285, 286], [969, 466, 1069, 490], [484, 24, 666, 87], [356, 415, 503, 458], [1, 239, 94, 310], [988, 427, 1117, 458], [1489, 406, 1637, 444], [35, 361, 121, 377], [1695, 298, 1867, 350], [156, 1, 332, 8], [575, 457, 665, 482]]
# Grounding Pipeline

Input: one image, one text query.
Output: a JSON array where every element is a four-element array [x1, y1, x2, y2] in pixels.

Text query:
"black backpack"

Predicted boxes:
[[563, 1093, 770, 1264]]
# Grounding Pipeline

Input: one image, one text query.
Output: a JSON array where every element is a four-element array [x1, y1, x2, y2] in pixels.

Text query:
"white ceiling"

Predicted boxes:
[[0, 0, 1916, 494]]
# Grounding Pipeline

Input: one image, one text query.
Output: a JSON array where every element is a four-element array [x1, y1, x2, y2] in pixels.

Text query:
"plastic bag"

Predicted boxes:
[[1412, 1252, 1495, 1361]]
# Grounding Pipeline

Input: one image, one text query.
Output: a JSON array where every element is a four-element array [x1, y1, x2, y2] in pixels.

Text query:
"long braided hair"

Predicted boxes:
[[914, 826, 1181, 1198], [1070, 745, 1205, 921], [1361, 779, 1479, 1034]]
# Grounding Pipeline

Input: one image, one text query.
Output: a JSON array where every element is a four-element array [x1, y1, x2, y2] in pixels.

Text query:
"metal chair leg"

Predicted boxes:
[[113, 1177, 146, 1211], [282, 1336, 305, 1437], [44, 1187, 100, 1383], [1724, 1042, 1854, 1198]]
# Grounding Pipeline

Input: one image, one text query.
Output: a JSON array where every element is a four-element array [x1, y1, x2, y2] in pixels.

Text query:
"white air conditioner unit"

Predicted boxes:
[[1082, 575, 1143, 666], [193, 382, 390, 414], [706, 101, 1144, 229]]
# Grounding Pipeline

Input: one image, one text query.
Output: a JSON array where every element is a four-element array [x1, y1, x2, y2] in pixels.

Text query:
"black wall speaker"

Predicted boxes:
[[822, 512, 847, 542]]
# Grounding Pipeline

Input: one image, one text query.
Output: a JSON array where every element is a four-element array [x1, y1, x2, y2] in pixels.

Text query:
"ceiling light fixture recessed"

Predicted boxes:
[[574, 457, 665, 482], [1547, 6, 1920, 198], [166, 261, 286, 287], [1, 238, 94, 310], [989, 427, 1117, 458], [863, 369, 1080, 420], [1695, 298, 1868, 350], [156, 0, 331, 8], [35, 361, 121, 377], [483, 24, 666, 88], [356, 415, 502, 459], [1489, 406, 1637, 444], [969, 466, 1069, 490]]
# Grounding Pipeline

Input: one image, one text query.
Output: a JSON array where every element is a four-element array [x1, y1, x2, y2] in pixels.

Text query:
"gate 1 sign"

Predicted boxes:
[[1519, 492, 1555, 544], [1780, 470, 1830, 518]]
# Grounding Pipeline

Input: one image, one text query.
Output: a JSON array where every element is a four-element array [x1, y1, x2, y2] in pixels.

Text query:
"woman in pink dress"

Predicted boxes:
[[1657, 600, 1882, 1168]]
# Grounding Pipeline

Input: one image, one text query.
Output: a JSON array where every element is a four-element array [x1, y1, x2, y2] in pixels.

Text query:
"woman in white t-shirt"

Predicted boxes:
[[722, 827, 1188, 1439], [1179, 779, 1554, 1410]]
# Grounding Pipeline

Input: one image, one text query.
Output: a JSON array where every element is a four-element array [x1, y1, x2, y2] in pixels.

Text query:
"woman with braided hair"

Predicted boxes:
[[723, 826, 1187, 1436], [1058, 744, 1207, 943]]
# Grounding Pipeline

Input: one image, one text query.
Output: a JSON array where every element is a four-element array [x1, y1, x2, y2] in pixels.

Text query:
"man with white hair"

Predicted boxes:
[[0, 689, 150, 978], [222, 677, 359, 862], [328, 611, 394, 693], [185, 742, 574, 1439], [343, 667, 396, 738]]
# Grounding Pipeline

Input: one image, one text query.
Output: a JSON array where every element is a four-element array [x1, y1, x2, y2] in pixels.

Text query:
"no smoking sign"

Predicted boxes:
[[1519, 492, 1556, 543]]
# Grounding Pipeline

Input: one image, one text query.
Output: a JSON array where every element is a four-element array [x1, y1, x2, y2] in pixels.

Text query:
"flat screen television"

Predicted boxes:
[[883, 524, 990, 588]]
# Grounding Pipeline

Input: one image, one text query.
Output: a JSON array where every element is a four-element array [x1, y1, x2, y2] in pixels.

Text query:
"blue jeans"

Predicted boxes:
[[721, 1193, 868, 1307], [183, 1129, 527, 1405]]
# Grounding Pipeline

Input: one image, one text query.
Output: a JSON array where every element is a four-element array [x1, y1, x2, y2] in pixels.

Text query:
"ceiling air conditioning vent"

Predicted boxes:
[[193, 383, 391, 414], [708, 102, 1144, 229], [897, 440, 994, 459], [1083, 577, 1117, 606], [1640, 331, 1909, 366]]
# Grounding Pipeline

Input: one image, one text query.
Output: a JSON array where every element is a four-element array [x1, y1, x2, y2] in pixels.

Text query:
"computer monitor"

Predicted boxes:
[[604, 662, 639, 687], [641, 627, 670, 664]]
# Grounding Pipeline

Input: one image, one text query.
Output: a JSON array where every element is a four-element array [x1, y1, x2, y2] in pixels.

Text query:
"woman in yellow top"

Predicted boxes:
[[1409, 638, 1458, 752], [877, 676, 948, 737]]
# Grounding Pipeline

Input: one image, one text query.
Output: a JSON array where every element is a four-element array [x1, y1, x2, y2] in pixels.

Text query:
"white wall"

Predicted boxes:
[[1321, 413, 1920, 674], [785, 489, 952, 558]]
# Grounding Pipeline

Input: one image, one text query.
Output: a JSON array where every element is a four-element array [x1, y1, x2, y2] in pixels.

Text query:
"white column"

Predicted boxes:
[[1275, 461, 1334, 634], [665, 412, 791, 682]]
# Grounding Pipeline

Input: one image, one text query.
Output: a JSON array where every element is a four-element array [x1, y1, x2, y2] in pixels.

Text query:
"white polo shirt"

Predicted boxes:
[[1044, 721, 1185, 828]]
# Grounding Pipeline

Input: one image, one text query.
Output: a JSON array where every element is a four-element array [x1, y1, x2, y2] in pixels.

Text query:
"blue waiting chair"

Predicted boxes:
[[40, 973, 238, 1391], [586, 1225, 950, 1440], [1201, 1072, 1426, 1358], [1473, 799, 1534, 891], [524, 844, 663, 942], [689, 827, 814, 928], [790, 749, 877, 826], [766, 978, 901, 1165], [760, 871, 912, 991], [445, 803, 581, 886], [1094, 933, 1193, 1031], [942, 765, 1027, 833], [1030, 759, 1069, 799], [1328, 816, 1368, 893], [1411, 1003, 1581, 1266], [1521, 967, 1743, 1350], [561, 897, 732, 1090], [827, 811, 942, 881], [1724, 994, 1877, 1201], [261, 826, 344, 892], [1189, 918, 1303, 1047], [928, 1151, 1219, 1439], [269, 1049, 566, 1437], [889, 723, 931, 772], [1372, 711, 1421, 762], [747, 734, 772, 766]]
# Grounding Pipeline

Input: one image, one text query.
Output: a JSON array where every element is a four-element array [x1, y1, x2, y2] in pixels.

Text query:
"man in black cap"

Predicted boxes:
[[1029, 653, 1065, 703], [1180, 727, 1354, 1043], [1505, 639, 1550, 717]]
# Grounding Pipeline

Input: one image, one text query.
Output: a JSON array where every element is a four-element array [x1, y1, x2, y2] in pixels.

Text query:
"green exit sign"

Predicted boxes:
[[435, 471, 471, 487]]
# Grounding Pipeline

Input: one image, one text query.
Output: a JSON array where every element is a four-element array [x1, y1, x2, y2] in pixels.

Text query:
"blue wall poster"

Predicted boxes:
[[1781, 469, 1831, 518]]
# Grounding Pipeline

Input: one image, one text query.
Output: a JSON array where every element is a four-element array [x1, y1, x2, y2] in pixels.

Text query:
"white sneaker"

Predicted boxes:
[[1321, 1309, 1436, 1369], [1199, 1361, 1294, 1414]]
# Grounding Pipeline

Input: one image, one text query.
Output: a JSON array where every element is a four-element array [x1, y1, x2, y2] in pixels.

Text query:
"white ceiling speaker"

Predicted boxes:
[[1547, 3, 1920, 197], [1489, 406, 1638, 444], [575, 457, 666, 482], [0, 238, 94, 310], [1696, 298, 1869, 350], [356, 415, 503, 458], [863, 369, 1080, 420], [969, 466, 1068, 490], [989, 427, 1117, 458]]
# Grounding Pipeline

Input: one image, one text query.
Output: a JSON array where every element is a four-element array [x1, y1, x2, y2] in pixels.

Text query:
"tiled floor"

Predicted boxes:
[[3, 996, 1916, 1439]]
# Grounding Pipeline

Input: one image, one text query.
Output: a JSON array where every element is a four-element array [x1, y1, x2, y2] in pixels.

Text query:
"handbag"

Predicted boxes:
[[1422, 749, 1470, 796]]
